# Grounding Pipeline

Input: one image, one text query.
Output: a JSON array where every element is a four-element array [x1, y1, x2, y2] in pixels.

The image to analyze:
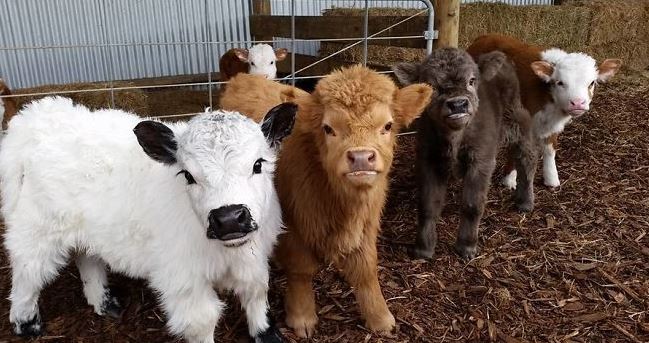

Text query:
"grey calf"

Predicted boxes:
[[393, 48, 537, 260]]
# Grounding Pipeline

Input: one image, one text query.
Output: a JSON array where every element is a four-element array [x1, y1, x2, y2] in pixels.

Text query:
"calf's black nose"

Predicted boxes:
[[207, 204, 257, 241], [446, 97, 469, 114]]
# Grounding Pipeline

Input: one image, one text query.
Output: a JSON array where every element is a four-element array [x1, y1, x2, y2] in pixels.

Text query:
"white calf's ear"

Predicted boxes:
[[233, 48, 249, 63], [261, 102, 298, 148], [133, 121, 178, 165], [597, 59, 622, 83], [530, 61, 553, 83], [275, 48, 288, 61], [392, 62, 420, 86]]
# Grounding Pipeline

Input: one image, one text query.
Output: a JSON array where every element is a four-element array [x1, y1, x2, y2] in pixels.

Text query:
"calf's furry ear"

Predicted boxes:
[[261, 102, 298, 148], [134, 121, 178, 165], [597, 59, 622, 83], [392, 62, 420, 86], [478, 51, 506, 81], [275, 48, 288, 61], [233, 48, 249, 63], [393, 83, 435, 128], [530, 61, 554, 83]]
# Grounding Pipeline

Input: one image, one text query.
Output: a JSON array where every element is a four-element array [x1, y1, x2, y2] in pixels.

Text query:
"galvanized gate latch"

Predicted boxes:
[[424, 30, 439, 40]]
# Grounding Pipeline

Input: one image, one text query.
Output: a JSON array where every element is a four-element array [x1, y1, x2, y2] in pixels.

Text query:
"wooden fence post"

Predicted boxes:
[[433, 0, 460, 48], [251, 0, 272, 43]]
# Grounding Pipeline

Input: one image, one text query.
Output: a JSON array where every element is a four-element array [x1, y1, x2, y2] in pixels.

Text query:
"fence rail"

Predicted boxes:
[[0, 0, 549, 122]]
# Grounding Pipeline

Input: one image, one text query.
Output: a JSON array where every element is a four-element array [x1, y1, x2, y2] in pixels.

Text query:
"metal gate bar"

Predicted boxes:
[[0, 0, 436, 121]]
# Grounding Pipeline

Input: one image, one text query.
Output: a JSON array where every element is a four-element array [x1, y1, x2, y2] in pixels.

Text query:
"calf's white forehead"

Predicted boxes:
[[180, 111, 265, 154], [542, 49, 598, 82], [248, 44, 277, 65]]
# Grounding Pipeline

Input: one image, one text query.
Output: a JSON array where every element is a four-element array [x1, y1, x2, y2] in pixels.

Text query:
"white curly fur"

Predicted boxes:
[[0, 97, 284, 343]]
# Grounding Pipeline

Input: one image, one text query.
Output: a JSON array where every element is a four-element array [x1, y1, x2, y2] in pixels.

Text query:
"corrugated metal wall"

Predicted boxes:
[[0, 0, 552, 88]]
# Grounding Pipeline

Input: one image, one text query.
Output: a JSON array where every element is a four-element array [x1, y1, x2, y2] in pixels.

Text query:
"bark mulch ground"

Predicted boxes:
[[0, 73, 647, 342]]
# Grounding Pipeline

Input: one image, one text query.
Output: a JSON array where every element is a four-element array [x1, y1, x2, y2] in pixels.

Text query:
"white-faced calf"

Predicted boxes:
[[219, 44, 288, 81], [468, 34, 621, 188], [0, 97, 297, 343], [394, 48, 537, 260]]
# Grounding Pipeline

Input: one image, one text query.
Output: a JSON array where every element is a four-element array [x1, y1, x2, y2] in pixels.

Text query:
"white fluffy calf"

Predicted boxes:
[[0, 97, 297, 343]]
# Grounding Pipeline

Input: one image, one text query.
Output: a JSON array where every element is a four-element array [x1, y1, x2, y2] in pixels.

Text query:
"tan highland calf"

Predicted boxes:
[[220, 65, 433, 337]]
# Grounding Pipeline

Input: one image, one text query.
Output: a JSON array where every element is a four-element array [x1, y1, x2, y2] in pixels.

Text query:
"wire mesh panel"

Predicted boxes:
[[0, 0, 435, 120]]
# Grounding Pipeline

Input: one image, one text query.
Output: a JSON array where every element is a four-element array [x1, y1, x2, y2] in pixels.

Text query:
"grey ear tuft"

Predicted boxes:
[[133, 121, 178, 165], [392, 62, 420, 86], [478, 51, 507, 81], [261, 102, 298, 148]]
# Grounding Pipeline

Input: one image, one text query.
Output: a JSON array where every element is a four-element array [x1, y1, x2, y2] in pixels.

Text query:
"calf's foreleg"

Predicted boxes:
[[337, 235, 395, 333], [414, 154, 449, 259], [542, 134, 560, 188], [455, 155, 495, 260], [276, 234, 319, 338], [233, 269, 284, 343], [512, 129, 539, 212]]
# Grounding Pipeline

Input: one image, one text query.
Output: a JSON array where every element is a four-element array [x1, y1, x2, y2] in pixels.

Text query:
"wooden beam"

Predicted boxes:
[[275, 54, 390, 77], [251, 0, 272, 42], [125, 72, 221, 88], [250, 15, 428, 49], [433, 0, 460, 48]]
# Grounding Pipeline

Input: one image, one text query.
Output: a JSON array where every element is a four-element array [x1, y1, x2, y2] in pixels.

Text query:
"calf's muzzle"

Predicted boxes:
[[207, 204, 257, 241], [445, 97, 469, 114], [347, 149, 377, 173]]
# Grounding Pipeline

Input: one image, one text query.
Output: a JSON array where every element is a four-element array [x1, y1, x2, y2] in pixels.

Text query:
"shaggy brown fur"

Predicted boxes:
[[0, 79, 18, 130], [219, 74, 309, 121], [218, 49, 251, 82], [220, 65, 433, 338], [393, 48, 536, 260]]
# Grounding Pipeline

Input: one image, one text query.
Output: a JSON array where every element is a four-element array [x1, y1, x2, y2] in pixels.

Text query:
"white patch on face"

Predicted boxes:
[[534, 102, 573, 138], [247, 44, 279, 80], [175, 113, 279, 235], [541, 49, 598, 115]]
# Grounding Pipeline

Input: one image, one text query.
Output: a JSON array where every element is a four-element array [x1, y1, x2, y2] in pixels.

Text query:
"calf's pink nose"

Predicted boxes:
[[570, 98, 586, 107], [347, 149, 376, 171]]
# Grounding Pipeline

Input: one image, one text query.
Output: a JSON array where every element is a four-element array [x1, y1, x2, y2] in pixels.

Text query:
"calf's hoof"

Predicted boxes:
[[286, 312, 318, 338], [543, 177, 560, 188], [409, 245, 435, 260], [13, 313, 44, 337], [100, 291, 123, 318], [455, 242, 478, 261], [515, 198, 534, 213], [365, 311, 396, 334], [254, 324, 285, 343]]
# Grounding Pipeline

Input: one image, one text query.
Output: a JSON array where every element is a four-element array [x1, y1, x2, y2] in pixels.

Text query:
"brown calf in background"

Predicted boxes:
[[0, 79, 18, 130]]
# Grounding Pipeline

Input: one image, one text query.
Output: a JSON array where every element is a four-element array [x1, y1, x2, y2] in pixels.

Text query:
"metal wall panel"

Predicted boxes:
[[0, 0, 551, 88]]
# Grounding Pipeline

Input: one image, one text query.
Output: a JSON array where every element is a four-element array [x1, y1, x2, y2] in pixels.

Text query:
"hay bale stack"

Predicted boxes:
[[13, 81, 150, 116], [570, 0, 649, 70], [319, 1, 649, 70]]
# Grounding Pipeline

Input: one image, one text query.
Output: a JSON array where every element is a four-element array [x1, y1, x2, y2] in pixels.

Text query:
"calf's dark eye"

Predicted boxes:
[[250, 62, 255, 66], [556, 80, 564, 87], [253, 158, 266, 174], [384, 122, 393, 132], [323, 124, 335, 136], [177, 170, 196, 185], [270, 61, 275, 65], [468, 77, 476, 86]]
